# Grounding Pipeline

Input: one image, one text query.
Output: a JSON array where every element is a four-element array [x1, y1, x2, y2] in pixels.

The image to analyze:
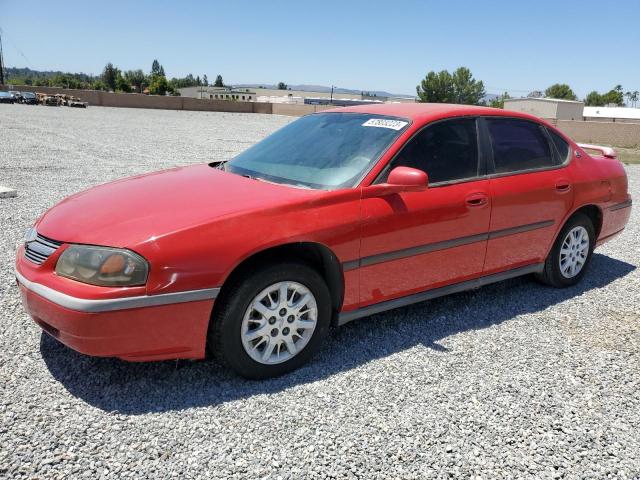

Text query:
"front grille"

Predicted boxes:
[[25, 234, 63, 265]]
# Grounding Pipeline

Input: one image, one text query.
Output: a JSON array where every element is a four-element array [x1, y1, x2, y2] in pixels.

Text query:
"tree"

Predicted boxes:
[[124, 69, 147, 93], [91, 79, 108, 91], [115, 71, 131, 93], [451, 67, 486, 104], [416, 70, 455, 103], [277, 82, 288, 90], [489, 91, 511, 109], [544, 83, 577, 100], [151, 59, 163, 77], [585, 91, 604, 106], [416, 67, 485, 105], [101, 62, 119, 91], [49, 73, 89, 89], [214, 74, 224, 87], [148, 75, 169, 95], [602, 85, 624, 106], [203, 74, 208, 86], [585, 86, 627, 107], [527, 90, 543, 98]]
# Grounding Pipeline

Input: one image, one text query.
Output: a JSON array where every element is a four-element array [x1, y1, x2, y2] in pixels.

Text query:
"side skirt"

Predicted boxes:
[[338, 263, 544, 325]]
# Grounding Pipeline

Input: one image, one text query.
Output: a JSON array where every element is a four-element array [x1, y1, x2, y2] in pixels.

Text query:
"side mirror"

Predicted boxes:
[[362, 166, 428, 198]]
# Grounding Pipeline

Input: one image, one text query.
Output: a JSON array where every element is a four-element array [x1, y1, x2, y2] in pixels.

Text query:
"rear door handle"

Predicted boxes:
[[465, 192, 489, 207], [555, 180, 571, 193]]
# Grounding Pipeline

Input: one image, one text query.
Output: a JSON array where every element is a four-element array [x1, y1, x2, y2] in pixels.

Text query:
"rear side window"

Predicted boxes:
[[548, 129, 570, 163], [383, 118, 479, 184], [486, 118, 555, 174]]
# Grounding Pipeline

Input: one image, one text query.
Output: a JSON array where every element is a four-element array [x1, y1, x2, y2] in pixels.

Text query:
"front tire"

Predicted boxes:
[[536, 213, 595, 288], [209, 262, 332, 379]]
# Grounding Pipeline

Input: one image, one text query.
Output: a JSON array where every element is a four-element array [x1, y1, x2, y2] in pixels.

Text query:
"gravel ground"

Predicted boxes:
[[1, 104, 639, 479]]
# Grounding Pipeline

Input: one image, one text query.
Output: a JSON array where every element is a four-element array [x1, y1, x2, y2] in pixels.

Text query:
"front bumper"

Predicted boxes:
[[16, 248, 217, 362]]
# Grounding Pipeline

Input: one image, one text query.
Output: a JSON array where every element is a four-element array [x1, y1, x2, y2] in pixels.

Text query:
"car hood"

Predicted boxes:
[[36, 164, 320, 248]]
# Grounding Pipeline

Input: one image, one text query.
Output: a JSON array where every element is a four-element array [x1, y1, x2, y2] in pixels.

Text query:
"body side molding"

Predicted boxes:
[[342, 220, 554, 271], [609, 199, 632, 211], [338, 263, 544, 325], [15, 270, 220, 313]]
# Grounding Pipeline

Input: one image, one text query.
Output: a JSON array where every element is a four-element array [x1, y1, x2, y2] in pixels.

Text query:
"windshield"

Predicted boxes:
[[23, 92, 35, 98], [224, 112, 409, 189]]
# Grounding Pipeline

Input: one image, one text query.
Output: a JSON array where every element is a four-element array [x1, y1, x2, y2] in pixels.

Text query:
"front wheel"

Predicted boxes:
[[209, 262, 332, 379], [536, 212, 595, 288]]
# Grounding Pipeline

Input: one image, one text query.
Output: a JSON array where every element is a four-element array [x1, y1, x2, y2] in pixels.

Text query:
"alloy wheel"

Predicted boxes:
[[559, 226, 589, 278], [240, 281, 318, 365]]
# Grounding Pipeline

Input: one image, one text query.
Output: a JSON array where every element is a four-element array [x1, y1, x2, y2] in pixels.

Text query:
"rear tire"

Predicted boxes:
[[536, 212, 595, 288], [209, 262, 331, 379]]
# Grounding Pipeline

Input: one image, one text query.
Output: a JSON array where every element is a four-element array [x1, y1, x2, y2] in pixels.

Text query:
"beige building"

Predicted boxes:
[[178, 86, 257, 102], [504, 97, 584, 120]]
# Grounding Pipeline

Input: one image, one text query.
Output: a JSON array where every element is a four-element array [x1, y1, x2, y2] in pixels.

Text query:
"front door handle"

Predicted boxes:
[[465, 192, 488, 207]]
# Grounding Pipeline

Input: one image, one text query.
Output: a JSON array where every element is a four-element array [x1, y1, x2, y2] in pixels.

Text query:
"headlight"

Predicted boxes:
[[55, 245, 149, 287]]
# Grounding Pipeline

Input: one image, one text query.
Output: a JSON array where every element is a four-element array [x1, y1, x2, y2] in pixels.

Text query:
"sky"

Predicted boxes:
[[1, 0, 639, 98]]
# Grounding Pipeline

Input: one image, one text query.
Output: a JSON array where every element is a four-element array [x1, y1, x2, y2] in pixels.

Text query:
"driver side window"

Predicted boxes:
[[381, 118, 480, 184]]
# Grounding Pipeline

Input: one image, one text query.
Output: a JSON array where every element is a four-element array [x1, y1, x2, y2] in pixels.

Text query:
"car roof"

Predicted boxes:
[[322, 103, 544, 124]]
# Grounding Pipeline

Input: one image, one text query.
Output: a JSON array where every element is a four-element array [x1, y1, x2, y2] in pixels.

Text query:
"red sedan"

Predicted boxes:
[[16, 104, 632, 378]]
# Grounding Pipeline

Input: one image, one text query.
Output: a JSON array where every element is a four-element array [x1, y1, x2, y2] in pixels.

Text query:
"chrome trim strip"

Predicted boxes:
[[342, 220, 554, 270], [28, 241, 56, 257], [24, 234, 64, 265], [338, 263, 544, 325], [609, 199, 632, 211], [15, 270, 219, 313], [36, 235, 63, 250]]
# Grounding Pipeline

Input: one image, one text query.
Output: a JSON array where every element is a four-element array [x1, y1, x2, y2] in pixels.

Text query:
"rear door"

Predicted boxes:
[[482, 117, 574, 273], [358, 117, 491, 306]]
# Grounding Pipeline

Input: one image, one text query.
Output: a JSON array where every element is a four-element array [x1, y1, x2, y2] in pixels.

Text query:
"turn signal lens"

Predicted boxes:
[[55, 245, 148, 286], [100, 254, 126, 274]]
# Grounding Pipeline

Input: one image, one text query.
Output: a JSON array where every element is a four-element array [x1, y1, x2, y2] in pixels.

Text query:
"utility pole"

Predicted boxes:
[[0, 31, 5, 85], [330, 85, 335, 104]]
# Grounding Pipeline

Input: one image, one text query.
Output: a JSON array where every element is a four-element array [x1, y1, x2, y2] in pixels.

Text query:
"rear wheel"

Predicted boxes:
[[209, 262, 331, 379], [536, 213, 595, 288]]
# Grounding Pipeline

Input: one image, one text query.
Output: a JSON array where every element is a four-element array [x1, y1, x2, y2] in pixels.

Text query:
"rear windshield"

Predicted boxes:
[[225, 112, 409, 189]]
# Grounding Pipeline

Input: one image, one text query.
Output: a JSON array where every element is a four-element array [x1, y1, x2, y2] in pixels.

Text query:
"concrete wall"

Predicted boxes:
[[1, 85, 339, 116], [584, 117, 640, 124], [556, 120, 640, 148], [271, 103, 335, 116]]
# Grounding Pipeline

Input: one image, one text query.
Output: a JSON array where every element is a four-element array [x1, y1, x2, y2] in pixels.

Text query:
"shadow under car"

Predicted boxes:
[[39, 253, 635, 414]]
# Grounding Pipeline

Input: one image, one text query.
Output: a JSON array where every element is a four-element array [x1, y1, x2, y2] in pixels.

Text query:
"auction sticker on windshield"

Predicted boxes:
[[362, 118, 408, 130]]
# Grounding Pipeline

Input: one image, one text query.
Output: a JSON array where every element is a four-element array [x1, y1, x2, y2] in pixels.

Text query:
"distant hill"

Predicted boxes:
[[6, 67, 97, 82], [234, 83, 415, 99]]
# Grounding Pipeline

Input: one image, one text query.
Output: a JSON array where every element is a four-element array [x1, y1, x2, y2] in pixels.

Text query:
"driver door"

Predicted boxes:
[[358, 117, 491, 306]]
